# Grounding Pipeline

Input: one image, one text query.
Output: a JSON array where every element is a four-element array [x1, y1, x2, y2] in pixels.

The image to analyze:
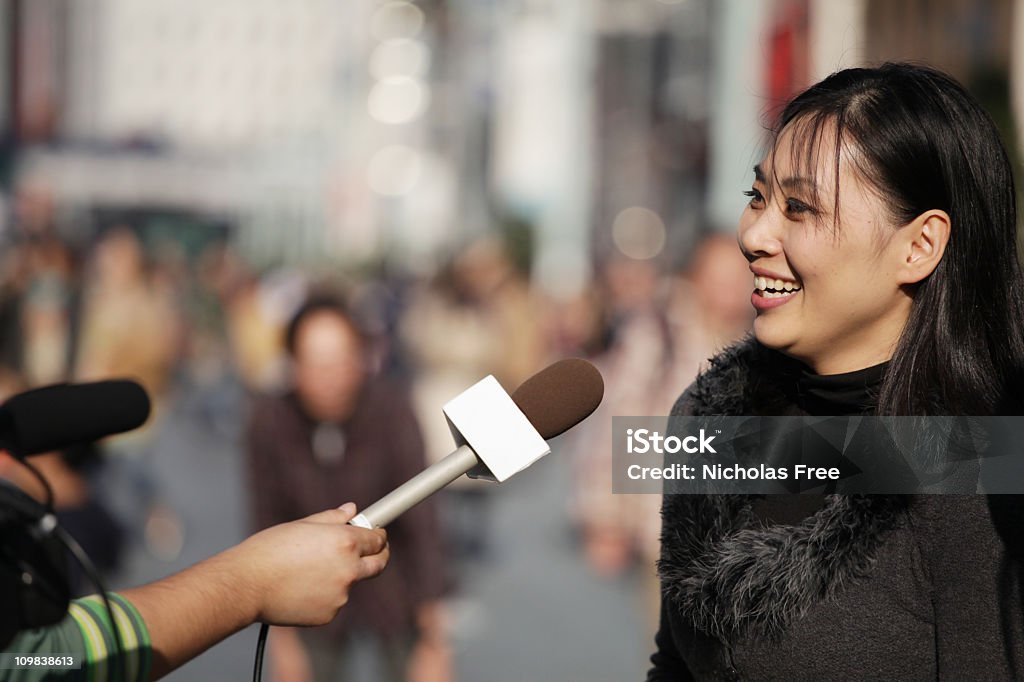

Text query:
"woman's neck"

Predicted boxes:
[[800, 341, 897, 376]]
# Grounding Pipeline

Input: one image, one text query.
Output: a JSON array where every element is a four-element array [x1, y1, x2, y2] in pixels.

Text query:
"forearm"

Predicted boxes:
[[120, 545, 258, 681], [116, 504, 388, 681]]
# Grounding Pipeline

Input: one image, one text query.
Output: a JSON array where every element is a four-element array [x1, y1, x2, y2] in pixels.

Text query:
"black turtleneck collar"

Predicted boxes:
[[755, 360, 888, 525], [794, 361, 887, 416]]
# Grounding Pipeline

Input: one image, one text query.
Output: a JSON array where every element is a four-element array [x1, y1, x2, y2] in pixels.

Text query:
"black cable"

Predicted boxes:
[[17, 456, 54, 512], [11, 446, 125, 677], [253, 622, 270, 682], [52, 521, 126, 681]]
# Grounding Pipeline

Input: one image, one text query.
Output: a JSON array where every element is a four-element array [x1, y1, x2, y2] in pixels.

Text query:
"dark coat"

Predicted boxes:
[[648, 338, 1024, 681], [246, 379, 447, 643]]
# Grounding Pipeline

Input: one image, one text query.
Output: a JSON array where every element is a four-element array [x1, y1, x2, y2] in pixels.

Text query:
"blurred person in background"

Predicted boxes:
[[545, 286, 606, 360], [570, 256, 672, 580], [402, 236, 545, 564], [174, 239, 252, 439], [667, 233, 755, 372], [350, 262, 416, 381], [75, 226, 180, 404], [19, 233, 79, 388], [74, 225, 184, 560], [569, 236, 751, 635], [0, 183, 81, 388], [246, 295, 451, 682], [224, 269, 290, 393]]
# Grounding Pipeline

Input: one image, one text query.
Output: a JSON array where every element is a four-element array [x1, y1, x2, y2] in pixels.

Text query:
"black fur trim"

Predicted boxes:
[[658, 336, 909, 641], [657, 494, 907, 641]]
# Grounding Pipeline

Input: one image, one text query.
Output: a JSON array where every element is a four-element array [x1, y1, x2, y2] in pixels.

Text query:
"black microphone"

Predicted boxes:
[[0, 380, 152, 458]]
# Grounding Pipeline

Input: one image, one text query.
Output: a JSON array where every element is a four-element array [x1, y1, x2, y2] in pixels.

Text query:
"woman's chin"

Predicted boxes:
[[752, 319, 799, 353]]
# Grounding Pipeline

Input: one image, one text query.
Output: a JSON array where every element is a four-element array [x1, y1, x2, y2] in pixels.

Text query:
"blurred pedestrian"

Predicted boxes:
[[402, 237, 544, 564], [73, 226, 184, 560], [246, 295, 451, 682], [75, 227, 179, 403]]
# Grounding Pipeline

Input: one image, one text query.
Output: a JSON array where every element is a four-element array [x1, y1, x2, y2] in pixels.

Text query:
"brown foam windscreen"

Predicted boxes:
[[510, 358, 604, 440]]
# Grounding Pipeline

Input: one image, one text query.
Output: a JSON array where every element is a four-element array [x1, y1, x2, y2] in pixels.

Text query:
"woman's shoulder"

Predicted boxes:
[[670, 336, 757, 416], [671, 335, 801, 416]]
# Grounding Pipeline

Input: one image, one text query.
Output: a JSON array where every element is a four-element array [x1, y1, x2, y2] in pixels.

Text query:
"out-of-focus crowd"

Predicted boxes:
[[0, 183, 753, 682]]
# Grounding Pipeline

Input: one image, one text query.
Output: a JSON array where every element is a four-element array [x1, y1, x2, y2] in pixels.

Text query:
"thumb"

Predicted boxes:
[[306, 503, 358, 524]]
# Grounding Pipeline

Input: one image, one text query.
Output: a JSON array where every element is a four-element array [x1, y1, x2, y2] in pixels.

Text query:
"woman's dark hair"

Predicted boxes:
[[772, 62, 1024, 415]]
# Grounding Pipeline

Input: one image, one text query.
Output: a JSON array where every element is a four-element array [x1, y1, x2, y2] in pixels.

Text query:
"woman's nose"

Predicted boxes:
[[738, 207, 784, 260]]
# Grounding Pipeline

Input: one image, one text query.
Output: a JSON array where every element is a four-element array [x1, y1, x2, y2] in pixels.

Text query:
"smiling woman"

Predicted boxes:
[[647, 63, 1024, 681], [740, 120, 934, 376], [743, 63, 1024, 413]]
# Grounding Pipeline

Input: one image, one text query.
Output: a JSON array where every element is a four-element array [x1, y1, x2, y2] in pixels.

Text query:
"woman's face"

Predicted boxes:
[[738, 121, 914, 374]]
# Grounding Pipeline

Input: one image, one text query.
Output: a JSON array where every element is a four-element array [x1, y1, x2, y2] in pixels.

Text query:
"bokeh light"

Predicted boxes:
[[367, 76, 429, 124], [611, 207, 667, 260], [370, 1, 425, 41], [370, 39, 431, 80]]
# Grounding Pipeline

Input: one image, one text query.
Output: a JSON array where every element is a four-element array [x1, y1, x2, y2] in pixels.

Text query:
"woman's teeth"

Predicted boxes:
[[754, 276, 801, 298]]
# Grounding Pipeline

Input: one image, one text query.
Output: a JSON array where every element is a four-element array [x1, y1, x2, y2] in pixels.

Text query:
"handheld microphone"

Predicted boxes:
[[0, 380, 152, 458], [350, 358, 603, 529]]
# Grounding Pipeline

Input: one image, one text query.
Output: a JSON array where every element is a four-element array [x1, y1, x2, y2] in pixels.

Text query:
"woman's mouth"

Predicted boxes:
[[751, 275, 801, 310]]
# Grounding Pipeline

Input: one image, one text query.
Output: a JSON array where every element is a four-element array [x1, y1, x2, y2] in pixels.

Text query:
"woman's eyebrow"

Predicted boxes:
[[781, 176, 816, 191], [752, 164, 815, 191]]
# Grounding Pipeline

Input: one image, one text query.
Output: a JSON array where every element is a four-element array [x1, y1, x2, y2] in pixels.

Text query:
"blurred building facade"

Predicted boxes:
[[0, 0, 1020, 294]]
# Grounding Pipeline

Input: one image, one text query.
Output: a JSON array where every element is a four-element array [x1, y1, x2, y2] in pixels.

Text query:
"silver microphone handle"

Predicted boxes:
[[349, 444, 479, 529]]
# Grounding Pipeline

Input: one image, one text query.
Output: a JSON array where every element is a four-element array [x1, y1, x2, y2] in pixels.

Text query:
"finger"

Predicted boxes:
[[356, 548, 390, 579], [350, 527, 387, 556]]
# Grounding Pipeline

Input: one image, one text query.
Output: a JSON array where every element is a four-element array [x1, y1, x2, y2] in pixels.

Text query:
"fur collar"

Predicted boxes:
[[658, 336, 908, 641]]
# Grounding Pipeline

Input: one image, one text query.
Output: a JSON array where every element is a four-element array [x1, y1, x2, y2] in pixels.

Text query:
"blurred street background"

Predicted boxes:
[[0, 1, 1022, 680]]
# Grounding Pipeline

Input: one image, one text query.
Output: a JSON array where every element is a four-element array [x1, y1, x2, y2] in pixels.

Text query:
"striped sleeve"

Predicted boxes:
[[69, 593, 151, 682], [3, 592, 151, 682]]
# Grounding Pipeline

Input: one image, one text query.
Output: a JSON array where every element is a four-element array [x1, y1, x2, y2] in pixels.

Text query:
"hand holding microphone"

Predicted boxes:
[[350, 358, 604, 529], [0, 379, 395, 681], [0, 363, 605, 682]]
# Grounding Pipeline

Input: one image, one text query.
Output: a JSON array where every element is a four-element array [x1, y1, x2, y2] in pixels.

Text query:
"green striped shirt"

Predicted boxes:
[[1, 592, 151, 681]]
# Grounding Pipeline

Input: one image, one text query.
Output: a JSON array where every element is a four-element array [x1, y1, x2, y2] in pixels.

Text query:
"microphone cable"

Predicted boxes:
[[253, 622, 270, 682], [14, 455, 126, 681], [18, 454, 54, 510], [52, 523, 126, 681]]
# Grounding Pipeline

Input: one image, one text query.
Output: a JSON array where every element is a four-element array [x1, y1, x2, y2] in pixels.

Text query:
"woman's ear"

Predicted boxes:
[[896, 209, 950, 284]]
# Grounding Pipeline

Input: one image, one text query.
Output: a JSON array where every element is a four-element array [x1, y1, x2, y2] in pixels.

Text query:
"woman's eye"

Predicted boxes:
[[785, 198, 814, 215], [743, 189, 764, 206]]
